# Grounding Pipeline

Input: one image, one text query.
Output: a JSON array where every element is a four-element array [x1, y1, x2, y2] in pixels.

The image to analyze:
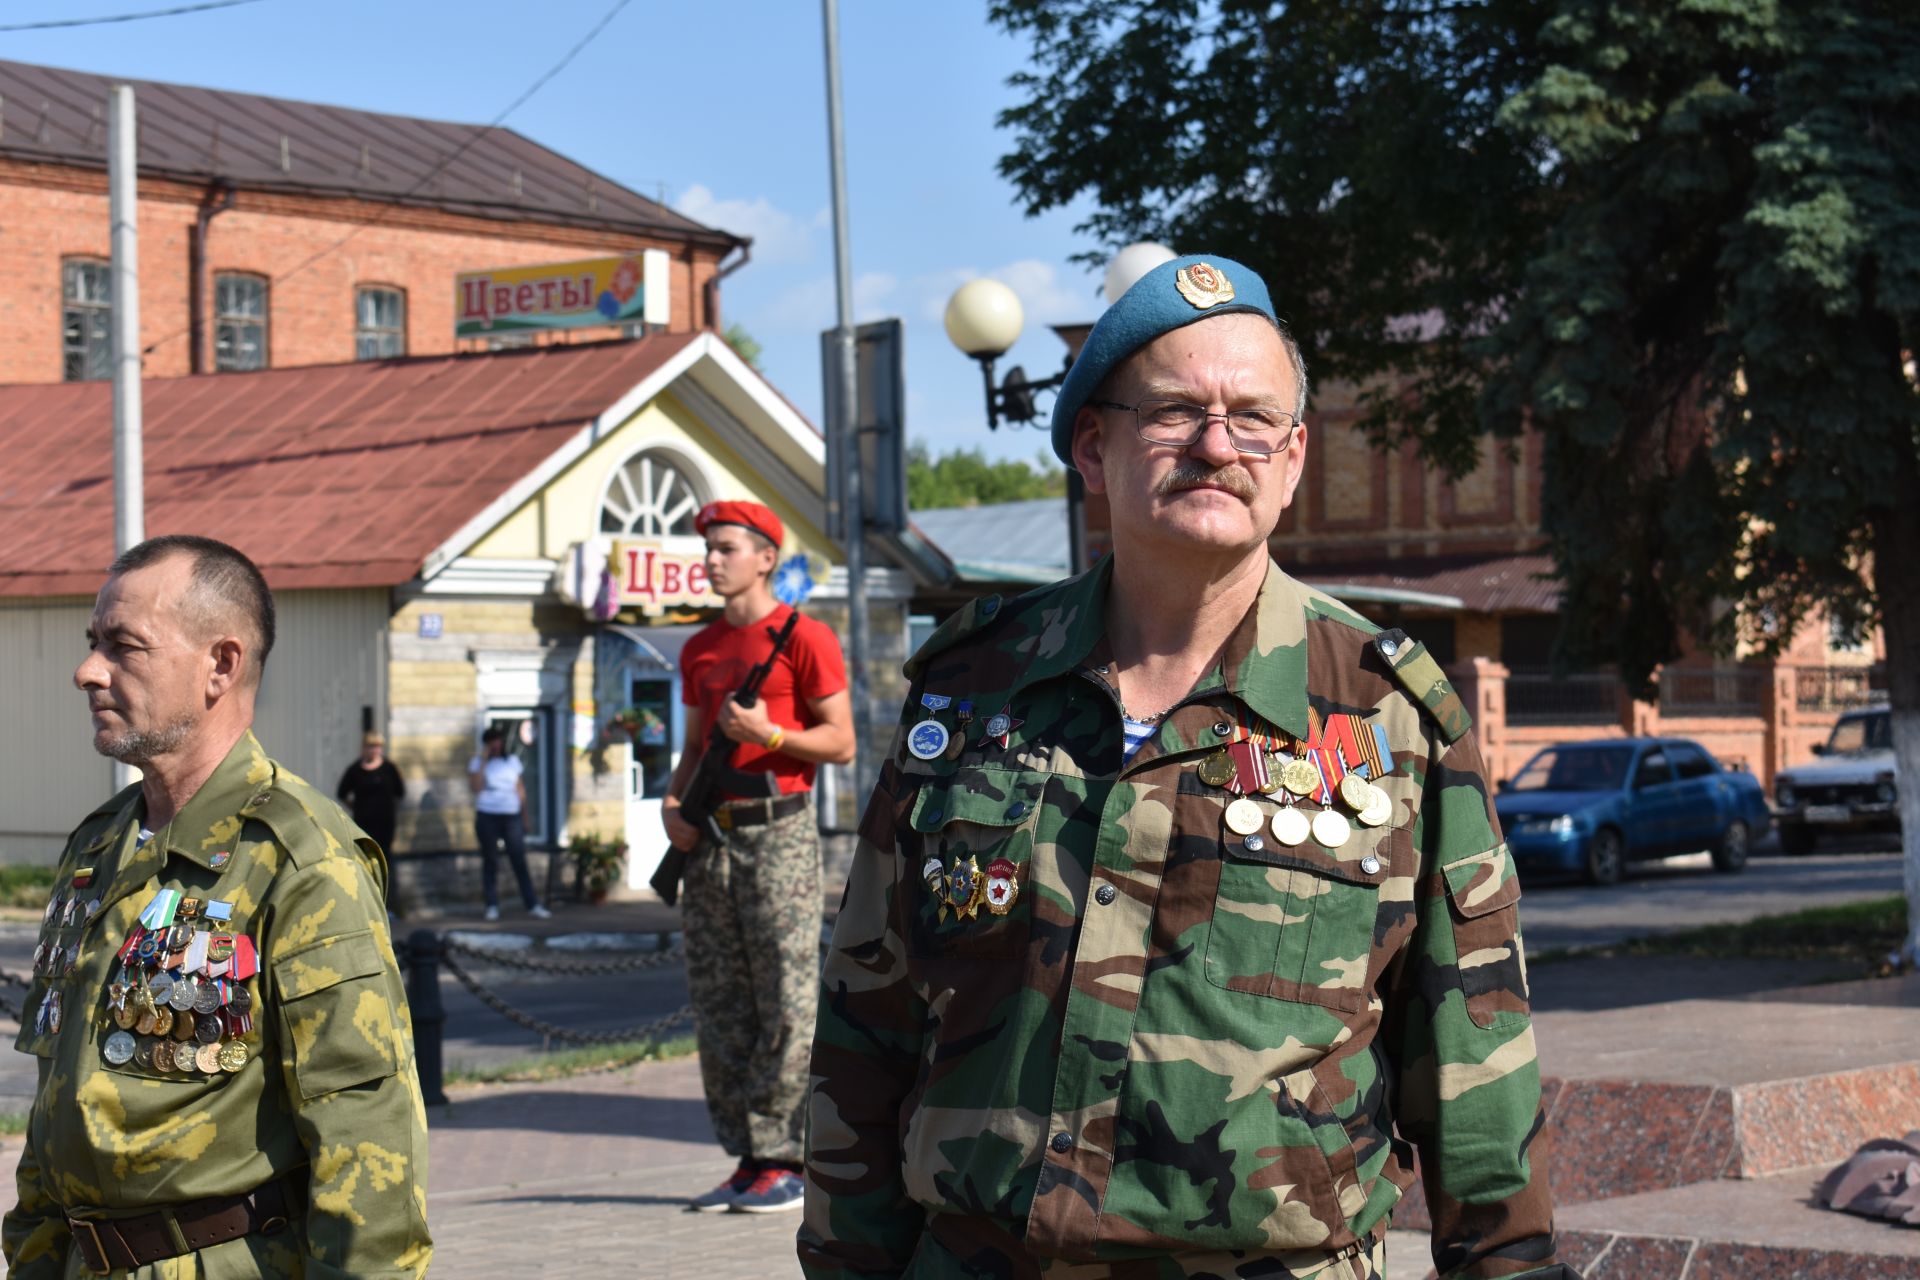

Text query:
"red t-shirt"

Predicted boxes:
[[679, 603, 848, 795]]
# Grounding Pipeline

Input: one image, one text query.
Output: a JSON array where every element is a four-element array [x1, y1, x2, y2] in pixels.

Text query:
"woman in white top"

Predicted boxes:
[[469, 726, 550, 921]]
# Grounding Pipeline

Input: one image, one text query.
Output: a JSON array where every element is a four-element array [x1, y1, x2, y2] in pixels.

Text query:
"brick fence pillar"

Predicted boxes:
[[1448, 658, 1511, 782]]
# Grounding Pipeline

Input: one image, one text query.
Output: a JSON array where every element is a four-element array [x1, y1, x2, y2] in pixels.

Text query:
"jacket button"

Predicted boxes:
[[1095, 884, 1116, 906], [1380, 637, 1400, 658], [924, 808, 942, 825], [1050, 1132, 1073, 1153], [1213, 721, 1233, 737], [1006, 802, 1026, 820], [1243, 835, 1265, 854]]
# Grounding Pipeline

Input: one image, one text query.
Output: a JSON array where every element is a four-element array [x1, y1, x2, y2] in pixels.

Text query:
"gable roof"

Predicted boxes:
[[0, 58, 737, 247], [0, 336, 740, 597]]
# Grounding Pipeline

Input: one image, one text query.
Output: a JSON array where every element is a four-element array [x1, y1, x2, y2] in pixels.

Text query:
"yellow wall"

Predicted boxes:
[[468, 389, 831, 564]]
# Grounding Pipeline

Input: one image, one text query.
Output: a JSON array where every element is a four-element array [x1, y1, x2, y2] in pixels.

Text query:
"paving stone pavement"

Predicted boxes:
[[0, 1048, 1461, 1278]]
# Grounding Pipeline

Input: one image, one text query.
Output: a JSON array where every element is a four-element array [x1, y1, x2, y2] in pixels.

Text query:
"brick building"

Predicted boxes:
[[0, 58, 741, 383], [0, 60, 951, 900]]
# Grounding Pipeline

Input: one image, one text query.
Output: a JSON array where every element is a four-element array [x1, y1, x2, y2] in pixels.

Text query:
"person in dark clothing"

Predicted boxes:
[[337, 731, 405, 910]]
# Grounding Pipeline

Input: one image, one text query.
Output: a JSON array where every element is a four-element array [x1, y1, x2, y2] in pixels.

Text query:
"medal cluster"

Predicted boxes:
[[101, 889, 259, 1075], [923, 853, 1020, 922], [1200, 712, 1395, 862], [30, 869, 105, 1035]]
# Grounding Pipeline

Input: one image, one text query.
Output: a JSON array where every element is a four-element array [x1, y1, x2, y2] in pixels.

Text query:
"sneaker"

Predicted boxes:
[[730, 1167, 805, 1214], [689, 1162, 756, 1213], [482, 905, 501, 922], [528, 904, 552, 920]]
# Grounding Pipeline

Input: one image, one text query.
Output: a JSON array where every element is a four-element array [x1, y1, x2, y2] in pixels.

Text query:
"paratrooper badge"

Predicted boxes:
[[1174, 261, 1235, 310], [946, 856, 984, 920], [983, 858, 1019, 916], [923, 856, 949, 919]]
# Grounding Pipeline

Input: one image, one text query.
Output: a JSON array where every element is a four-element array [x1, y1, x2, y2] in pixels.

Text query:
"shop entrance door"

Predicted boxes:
[[486, 708, 559, 847], [623, 672, 682, 889]]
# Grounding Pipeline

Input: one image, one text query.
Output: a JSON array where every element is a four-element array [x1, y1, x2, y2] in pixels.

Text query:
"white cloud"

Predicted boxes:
[[673, 185, 820, 266], [757, 271, 900, 331], [915, 259, 1100, 329]]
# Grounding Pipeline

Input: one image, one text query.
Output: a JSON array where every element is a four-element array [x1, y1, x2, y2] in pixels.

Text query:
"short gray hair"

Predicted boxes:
[[109, 535, 276, 681]]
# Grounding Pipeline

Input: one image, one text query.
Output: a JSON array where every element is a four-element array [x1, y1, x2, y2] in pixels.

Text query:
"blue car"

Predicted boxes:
[[1494, 738, 1772, 885]]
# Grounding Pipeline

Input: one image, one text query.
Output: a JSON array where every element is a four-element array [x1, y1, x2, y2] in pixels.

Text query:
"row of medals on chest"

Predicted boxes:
[[34, 884, 105, 981], [102, 891, 257, 1073], [916, 705, 1395, 922]]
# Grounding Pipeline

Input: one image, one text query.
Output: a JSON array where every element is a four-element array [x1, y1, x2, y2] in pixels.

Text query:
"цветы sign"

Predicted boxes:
[[455, 251, 669, 337], [609, 539, 715, 615]]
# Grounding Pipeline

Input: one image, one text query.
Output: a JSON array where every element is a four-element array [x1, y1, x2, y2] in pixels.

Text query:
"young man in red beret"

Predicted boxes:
[[665, 500, 855, 1214]]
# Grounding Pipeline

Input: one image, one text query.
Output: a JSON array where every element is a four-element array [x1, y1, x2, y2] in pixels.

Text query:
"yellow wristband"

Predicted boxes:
[[765, 727, 785, 751]]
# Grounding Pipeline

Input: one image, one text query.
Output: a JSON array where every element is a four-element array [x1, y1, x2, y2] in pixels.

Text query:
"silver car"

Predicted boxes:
[[1773, 707, 1898, 854]]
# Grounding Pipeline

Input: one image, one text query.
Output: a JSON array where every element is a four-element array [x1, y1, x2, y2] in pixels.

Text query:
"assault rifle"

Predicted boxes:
[[651, 609, 802, 907]]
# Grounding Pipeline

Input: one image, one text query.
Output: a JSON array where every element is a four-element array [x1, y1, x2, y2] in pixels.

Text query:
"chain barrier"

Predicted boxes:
[[437, 940, 695, 1047], [441, 935, 685, 975]]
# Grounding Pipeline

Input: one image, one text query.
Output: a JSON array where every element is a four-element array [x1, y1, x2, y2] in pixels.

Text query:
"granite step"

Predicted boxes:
[[1553, 1167, 1920, 1278]]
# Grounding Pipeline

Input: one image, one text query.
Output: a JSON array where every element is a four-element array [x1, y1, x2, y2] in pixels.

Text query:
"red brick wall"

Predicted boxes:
[[0, 158, 727, 383]]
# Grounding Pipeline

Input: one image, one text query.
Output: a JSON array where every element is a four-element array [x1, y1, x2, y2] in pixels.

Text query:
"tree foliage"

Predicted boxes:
[[907, 443, 1067, 510], [992, 0, 1917, 692]]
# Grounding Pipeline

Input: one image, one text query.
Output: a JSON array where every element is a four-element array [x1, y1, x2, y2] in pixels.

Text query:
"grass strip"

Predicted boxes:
[[444, 1033, 698, 1086], [0, 865, 56, 910], [1531, 895, 1907, 970], [0, 1113, 29, 1137]]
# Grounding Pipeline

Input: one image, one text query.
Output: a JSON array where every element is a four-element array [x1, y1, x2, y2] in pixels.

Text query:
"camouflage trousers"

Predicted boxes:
[[682, 795, 821, 1163], [916, 1216, 1387, 1280]]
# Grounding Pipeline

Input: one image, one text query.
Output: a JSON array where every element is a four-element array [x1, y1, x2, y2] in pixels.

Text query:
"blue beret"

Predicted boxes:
[[1050, 253, 1276, 467]]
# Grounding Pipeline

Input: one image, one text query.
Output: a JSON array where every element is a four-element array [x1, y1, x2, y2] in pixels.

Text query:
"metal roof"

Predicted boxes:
[[910, 499, 1069, 584], [0, 58, 736, 246], [0, 335, 697, 597], [1294, 551, 1562, 615]]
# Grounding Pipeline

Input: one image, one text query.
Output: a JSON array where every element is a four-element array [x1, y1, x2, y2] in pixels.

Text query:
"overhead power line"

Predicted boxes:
[[0, 0, 266, 33]]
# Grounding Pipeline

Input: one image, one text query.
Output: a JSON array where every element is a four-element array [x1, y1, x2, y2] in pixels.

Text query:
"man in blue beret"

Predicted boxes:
[[803, 256, 1576, 1278]]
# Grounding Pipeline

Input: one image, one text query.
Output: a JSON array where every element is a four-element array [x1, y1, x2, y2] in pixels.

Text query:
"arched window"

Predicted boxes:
[[599, 450, 705, 535]]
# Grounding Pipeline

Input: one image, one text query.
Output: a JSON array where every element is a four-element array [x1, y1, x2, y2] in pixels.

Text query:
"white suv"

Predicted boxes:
[[1772, 707, 1898, 854]]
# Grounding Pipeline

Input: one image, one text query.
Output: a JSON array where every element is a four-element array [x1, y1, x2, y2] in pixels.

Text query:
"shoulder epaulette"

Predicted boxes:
[[903, 593, 1005, 681], [1375, 628, 1472, 744], [245, 774, 374, 872]]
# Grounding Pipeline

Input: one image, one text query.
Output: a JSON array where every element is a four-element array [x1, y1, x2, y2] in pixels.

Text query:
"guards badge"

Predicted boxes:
[[1174, 261, 1235, 310]]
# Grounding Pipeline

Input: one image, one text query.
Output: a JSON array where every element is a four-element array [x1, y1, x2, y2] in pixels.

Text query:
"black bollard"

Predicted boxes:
[[406, 928, 448, 1106]]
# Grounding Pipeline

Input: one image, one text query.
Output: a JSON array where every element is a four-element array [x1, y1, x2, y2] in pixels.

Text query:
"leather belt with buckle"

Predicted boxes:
[[713, 792, 808, 832], [67, 1173, 295, 1274]]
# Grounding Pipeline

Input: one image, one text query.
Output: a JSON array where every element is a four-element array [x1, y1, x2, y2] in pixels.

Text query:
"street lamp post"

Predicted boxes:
[[941, 245, 1176, 578]]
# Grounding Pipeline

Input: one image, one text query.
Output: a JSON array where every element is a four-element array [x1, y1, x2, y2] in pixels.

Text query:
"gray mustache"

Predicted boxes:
[[1154, 462, 1256, 499]]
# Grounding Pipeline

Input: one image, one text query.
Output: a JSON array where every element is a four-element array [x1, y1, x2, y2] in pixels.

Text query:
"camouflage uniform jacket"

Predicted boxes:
[[802, 559, 1564, 1279], [3, 731, 432, 1279]]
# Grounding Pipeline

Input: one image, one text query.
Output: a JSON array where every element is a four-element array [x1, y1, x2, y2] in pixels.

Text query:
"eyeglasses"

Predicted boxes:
[[1090, 399, 1300, 455]]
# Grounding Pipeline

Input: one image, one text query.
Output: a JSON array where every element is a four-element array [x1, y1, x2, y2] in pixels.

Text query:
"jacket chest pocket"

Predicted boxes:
[[1204, 820, 1391, 1012], [906, 766, 1046, 961]]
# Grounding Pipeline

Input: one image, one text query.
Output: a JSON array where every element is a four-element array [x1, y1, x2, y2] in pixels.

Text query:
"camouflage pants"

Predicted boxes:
[[682, 796, 821, 1163], [916, 1216, 1387, 1280]]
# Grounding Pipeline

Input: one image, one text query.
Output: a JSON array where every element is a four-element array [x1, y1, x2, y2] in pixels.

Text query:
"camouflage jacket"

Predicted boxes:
[[3, 731, 432, 1279], [801, 559, 1565, 1279]]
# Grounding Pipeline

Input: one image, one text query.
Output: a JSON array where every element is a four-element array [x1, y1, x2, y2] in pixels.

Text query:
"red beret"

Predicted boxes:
[[694, 500, 783, 548]]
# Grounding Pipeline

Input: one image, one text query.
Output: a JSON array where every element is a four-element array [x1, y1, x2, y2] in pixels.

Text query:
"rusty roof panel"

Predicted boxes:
[[0, 58, 736, 245], [0, 335, 697, 597]]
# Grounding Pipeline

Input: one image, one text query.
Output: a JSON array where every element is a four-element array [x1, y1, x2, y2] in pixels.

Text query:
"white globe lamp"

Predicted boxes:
[[943, 278, 1026, 359], [1103, 241, 1178, 305]]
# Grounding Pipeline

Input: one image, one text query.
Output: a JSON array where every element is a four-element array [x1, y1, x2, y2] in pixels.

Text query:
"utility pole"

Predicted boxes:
[[109, 84, 144, 793], [822, 0, 870, 803]]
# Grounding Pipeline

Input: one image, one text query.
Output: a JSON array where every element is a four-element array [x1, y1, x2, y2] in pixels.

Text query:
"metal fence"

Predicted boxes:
[[1795, 664, 1887, 713], [1506, 669, 1625, 724], [1657, 667, 1767, 717]]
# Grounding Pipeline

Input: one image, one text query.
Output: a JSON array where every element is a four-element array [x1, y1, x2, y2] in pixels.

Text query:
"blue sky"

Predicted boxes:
[[7, 0, 1106, 465]]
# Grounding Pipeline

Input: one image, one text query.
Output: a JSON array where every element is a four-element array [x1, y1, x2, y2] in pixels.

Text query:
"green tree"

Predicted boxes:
[[994, 0, 1920, 957], [907, 442, 1067, 509], [724, 322, 763, 369]]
